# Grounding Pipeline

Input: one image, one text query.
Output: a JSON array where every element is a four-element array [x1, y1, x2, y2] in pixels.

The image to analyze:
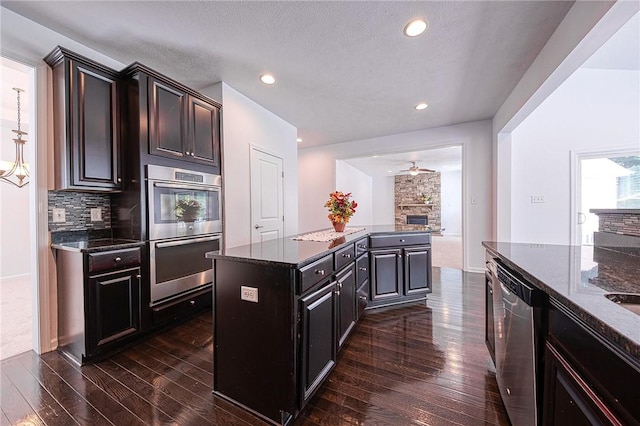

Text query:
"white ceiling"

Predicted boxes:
[[343, 145, 462, 177], [2, 1, 574, 148]]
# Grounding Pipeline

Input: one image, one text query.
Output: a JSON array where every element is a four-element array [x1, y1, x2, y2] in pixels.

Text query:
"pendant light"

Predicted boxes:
[[0, 88, 29, 188]]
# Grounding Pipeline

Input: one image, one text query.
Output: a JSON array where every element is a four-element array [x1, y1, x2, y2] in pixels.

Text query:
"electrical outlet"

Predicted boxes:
[[531, 195, 545, 203], [90, 208, 102, 222], [240, 286, 258, 303], [52, 208, 66, 223], [471, 197, 478, 204]]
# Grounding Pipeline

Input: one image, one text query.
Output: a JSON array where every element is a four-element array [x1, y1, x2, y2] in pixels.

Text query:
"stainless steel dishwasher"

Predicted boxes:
[[493, 262, 545, 426]]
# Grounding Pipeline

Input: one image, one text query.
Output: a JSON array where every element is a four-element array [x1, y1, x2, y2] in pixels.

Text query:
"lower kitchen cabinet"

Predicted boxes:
[[335, 263, 356, 349], [300, 280, 336, 403], [369, 233, 432, 308], [543, 301, 640, 426], [55, 246, 144, 364]]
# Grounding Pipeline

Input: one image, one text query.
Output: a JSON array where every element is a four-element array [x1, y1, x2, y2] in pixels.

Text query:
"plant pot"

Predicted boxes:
[[332, 221, 346, 232]]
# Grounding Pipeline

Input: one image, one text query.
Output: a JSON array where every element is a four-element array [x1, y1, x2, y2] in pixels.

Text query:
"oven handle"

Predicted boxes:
[[153, 182, 220, 191], [155, 235, 221, 249]]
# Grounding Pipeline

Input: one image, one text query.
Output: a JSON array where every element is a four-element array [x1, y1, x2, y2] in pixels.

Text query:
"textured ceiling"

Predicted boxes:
[[3, 1, 574, 147]]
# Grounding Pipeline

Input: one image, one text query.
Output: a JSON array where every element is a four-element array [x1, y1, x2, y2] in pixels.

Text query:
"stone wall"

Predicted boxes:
[[394, 173, 441, 231], [598, 212, 640, 237]]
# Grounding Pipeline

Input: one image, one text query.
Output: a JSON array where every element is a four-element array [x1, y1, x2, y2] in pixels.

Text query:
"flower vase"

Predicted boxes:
[[332, 221, 346, 232]]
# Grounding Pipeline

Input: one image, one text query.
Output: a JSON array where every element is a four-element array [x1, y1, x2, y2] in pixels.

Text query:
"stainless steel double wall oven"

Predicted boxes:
[[146, 165, 222, 306]]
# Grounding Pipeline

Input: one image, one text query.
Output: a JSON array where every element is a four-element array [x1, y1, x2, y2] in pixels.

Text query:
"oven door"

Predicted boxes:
[[149, 234, 221, 306], [148, 181, 222, 240]]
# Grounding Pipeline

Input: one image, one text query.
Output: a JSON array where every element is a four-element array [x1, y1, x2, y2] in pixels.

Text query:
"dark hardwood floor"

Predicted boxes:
[[1, 268, 508, 425]]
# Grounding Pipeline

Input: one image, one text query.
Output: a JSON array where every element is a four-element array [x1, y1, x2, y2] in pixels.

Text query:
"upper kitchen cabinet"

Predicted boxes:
[[45, 47, 122, 191], [124, 64, 221, 173]]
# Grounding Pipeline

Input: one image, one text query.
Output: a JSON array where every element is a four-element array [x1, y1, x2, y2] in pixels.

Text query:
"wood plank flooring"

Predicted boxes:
[[1, 267, 508, 425]]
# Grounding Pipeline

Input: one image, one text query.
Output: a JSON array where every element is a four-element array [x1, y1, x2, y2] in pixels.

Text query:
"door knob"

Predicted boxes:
[[255, 225, 264, 229]]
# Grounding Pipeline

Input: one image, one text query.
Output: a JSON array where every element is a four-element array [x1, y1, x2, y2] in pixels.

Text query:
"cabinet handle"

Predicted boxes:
[[358, 244, 366, 249], [190, 300, 195, 305], [359, 267, 367, 271], [489, 289, 493, 295], [399, 239, 405, 243], [117, 177, 122, 183], [334, 289, 340, 296], [185, 151, 191, 156], [359, 296, 367, 301], [136, 274, 142, 279], [315, 270, 325, 276], [338, 282, 343, 289], [342, 253, 351, 258], [191, 152, 195, 157], [397, 254, 402, 258], [114, 257, 122, 263]]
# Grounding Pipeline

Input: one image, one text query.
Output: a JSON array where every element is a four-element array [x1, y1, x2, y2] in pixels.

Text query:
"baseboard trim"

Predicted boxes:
[[465, 267, 484, 274]]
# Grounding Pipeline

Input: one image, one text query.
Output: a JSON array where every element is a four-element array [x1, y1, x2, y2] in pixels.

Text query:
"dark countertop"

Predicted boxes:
[[51, 238, 145, 253], [483, 241, 640, 364], [590, 208, 640, 215], [206, 225, 432, 268]]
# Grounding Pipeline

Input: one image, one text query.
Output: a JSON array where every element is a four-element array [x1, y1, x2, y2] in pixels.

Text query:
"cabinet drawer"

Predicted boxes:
[[334, 244, 356, 271], [369, 233, 431, 248], [152, 287, 212, 325], [356, 253, 369, 287], [355, 238, 368, 256], [356, 281, 369, 319], [88, 247, 141, 274], [299, 254, 334, 294]]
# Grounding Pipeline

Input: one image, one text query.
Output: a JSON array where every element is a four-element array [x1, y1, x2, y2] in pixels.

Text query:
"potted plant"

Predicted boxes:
[[324, 191, 357, 232], [420, 193, 432, 204], [175, 198, 202, 222]]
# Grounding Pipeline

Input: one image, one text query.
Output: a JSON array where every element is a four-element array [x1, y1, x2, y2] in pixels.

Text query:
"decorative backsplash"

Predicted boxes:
[[597, 212, 640, 237], [48, 191, 111, 231]]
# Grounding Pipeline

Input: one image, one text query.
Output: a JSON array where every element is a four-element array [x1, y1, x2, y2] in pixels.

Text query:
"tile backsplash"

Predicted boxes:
[[48, 191, 111, 231]]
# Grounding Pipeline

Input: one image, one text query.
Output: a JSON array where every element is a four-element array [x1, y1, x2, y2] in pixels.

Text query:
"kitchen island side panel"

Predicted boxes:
[[213, 258, 297, 423]]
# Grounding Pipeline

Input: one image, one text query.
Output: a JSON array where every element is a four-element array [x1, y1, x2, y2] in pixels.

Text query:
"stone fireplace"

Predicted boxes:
[[395, 173, 441, 231]]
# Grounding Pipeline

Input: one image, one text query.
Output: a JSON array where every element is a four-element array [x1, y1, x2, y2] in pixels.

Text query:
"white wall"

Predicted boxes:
[[372, 175, 395, 225], [298, 120, 492, 271], [201, 83, 298, 248], [440, 170, 462, 236], [335, 160, 372, 227], [493, 1, 640, 241], [510, 68, 640, 244]]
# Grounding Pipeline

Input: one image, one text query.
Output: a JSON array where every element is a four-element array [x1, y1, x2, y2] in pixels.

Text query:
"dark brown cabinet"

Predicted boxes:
[[543, 301, 640, 426], [148, 75, 221, 168], [87, 267, 141, 350], [300, 280, 336, 403], [45, 47, 121, 191], [369, 233, 432, 308], [55, 246, 143, 364], [335, 264, 356, 349]]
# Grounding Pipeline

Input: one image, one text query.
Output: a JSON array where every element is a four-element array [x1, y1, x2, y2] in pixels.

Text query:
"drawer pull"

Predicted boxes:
[[342, 253, 351, 258], [397, 254, 402, 258], [359, 267, 367, 271], [114, 257, 122, 263], [315, 270, 325, 276], [190, 300, 195, 306], [399, 239, 405, 243], [359, 296, 367, 301], [358, 244, 366, 249], [136, 274, 142, 279]]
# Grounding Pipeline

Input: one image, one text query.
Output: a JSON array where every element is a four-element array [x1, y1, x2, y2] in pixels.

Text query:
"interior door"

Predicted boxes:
[[250, 147, 284, 244]]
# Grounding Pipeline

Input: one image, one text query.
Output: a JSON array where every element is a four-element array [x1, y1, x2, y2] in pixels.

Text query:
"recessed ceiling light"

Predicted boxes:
[[404, 19, 428, 37], [387, 170, 393, 173], [415, 103, 428, 110], [296, 138, 303, 143], [260, 74, 276, 85], [372, 155, 379, 158]]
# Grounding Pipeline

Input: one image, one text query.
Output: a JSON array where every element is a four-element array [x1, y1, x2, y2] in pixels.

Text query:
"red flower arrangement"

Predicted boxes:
[[324, 191, 358, 225]]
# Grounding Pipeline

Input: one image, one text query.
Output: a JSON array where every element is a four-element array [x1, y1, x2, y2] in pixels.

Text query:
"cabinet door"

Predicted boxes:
[[485, 275, 495, 364], [188, 96, 221, 167], [336, 264, 356, 349], [148, 77, 187, 159], [71, 62, 120, 189], [370, 249, 402, 301], [543, 343, 620, 426], [299, 281, 336, 404], [403, 246, 432, 295], [87, 268, 141, 353]]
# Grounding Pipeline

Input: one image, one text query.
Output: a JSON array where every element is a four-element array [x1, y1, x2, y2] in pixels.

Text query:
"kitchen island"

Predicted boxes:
[[483, 242, 639, 425], [206, 225, 433, 425]]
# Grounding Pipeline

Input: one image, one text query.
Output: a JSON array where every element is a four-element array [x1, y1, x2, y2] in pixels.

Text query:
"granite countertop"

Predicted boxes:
[[483, 241, 640, 364], [51, 238, 145, 253], [206, 224, 432, 268], [50, 229, 144, 253]]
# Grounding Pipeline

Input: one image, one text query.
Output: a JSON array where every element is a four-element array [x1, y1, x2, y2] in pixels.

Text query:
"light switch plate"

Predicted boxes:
[[531, 195, 545, 203], [240, 286, 259, 303], [90, 208, 102, 222], [52, 208, 66, 223]]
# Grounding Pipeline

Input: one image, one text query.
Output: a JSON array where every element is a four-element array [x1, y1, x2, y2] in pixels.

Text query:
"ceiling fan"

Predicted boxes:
[[399, 161, 435, 176]]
